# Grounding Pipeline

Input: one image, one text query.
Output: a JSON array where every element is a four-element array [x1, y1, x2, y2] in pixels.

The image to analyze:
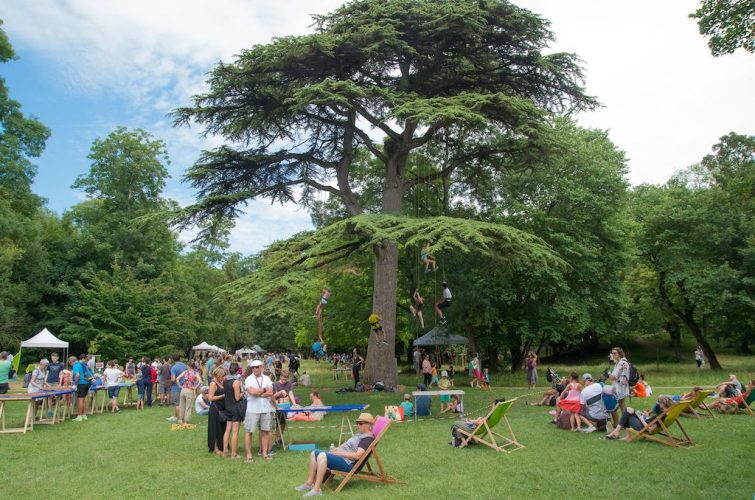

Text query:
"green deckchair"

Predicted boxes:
[[683, 389, 715, 418], [456, 399, 525, 452], [627, 400, 696, 448]]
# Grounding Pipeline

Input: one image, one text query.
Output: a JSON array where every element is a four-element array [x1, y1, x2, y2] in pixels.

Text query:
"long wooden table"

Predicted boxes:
[[276, 404, 370, 450], [89, 382, 136, 414], [0, 388, 76, 434]]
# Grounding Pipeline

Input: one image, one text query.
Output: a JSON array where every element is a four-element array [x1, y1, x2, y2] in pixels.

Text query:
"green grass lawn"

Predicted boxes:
[[2, 357, 753, 499]]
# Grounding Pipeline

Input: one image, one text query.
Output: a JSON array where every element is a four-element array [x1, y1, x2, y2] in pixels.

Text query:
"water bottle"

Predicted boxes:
[[329, 443, 335, 451]]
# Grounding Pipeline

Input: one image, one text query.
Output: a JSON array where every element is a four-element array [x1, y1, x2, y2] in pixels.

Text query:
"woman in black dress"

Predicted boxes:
[[222, 362, 245, 459], [207, 366, 227, 455]]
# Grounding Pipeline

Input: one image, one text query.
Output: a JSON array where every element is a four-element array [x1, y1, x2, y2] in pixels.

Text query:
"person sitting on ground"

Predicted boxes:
[[400, 394, 414, 419], [603, 395, 674, 440], [195, 386, 210, 416], [289, 391, 326, 422], [556, 372, 584, 431], [529, 374, 567, 406], [714, 374, 743, 398], [299, 371, 311, 387], [577, 373, 604, 432], [442, 394, 461, 414], [294, 412, 376, 497], [632, 374, 648, 398]]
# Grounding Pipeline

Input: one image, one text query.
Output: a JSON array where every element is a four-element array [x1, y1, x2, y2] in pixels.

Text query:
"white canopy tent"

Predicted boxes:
[[192, 341, 216, 352], [20, 328, 69, 362]]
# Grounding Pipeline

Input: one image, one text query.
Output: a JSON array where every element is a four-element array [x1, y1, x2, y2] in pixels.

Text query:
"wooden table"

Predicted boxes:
[[0, 388, 76, 434], [90, 382, 135, 414], [411, 390, 465, 421], [276, 404, 369, 450]]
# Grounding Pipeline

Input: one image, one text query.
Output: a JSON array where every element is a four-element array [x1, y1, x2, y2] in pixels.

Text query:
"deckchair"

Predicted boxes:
[[456, 398, 525, 452], [683, 389, 715, 418], [324, 416, 402, 494], [727, 388, 754, 415], [626, 400, 696, 448]]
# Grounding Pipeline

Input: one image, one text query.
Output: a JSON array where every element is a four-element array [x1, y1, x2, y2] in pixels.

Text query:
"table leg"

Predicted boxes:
[[0, 401, 5, 431], [25, 400, 34, 433], [414, 396, 417, 422]]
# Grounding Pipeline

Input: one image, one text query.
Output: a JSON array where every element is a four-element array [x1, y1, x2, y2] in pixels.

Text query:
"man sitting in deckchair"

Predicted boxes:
[[295, 412, 376, 497]]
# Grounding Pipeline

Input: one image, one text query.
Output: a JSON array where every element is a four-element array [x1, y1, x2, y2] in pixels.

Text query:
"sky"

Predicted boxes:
[[1, 0, 753, 255]]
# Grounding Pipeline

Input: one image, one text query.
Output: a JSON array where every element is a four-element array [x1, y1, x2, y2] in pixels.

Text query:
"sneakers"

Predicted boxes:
[[582, 426, 596, 433], [302, 490, 322, 498], [166, 416, 179, 422], [74, 415, 85, 422], [294, 485, 313, 492]]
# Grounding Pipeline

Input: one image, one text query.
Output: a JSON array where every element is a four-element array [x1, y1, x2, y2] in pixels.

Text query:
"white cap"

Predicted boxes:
[[250, 360, 263, 367]]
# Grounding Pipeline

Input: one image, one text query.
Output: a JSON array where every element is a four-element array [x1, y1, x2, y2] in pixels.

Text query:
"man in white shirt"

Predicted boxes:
[[579, 373, 607, 431], [435, 281, 452, 324], [103, 360, 124, 413], [244, 359, 275, 462]]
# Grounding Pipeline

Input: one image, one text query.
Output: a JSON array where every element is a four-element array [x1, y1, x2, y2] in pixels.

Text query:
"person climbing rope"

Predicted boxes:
[[368, 313, 388, 345], [314, 287, 330, 342], [421, 242, 437, 273], [435, 281, 452, 325], [409, 288, 425, 329]]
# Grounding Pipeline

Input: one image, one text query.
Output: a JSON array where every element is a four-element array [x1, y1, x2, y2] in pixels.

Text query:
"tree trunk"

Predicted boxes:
[[485, 344, 499, 372], [363, 240, 399, 387], [664, 321, 681, 361], [685, 318, 722, 370]]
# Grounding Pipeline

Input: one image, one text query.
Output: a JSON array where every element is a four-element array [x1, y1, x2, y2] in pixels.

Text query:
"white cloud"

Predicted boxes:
[[3, 0, 753, 254]]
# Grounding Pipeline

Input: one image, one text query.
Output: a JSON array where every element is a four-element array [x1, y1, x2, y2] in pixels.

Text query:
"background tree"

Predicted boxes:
[[690, 0, 755, 56], [174, 0, 596, 385]]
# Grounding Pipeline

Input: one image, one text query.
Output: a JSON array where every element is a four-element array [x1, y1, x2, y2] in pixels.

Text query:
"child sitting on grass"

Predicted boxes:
[[400, 394, 414, 419]]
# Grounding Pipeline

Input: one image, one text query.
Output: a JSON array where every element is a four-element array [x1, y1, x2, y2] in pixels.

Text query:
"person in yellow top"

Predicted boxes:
[[368, 313, 388, 345], [438, 371, 452, 411]]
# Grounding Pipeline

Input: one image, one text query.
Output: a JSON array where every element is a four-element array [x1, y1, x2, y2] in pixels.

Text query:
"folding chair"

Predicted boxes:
[[683, 389, 715, 418], [726, 388, 754, 415], [456, 399, 525, 452], [325, 416, 402, 494], [626, 400, 696, 448]]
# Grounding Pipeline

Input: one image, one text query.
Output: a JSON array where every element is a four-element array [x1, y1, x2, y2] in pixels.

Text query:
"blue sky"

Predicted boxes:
[[1, 0, 753, 255]]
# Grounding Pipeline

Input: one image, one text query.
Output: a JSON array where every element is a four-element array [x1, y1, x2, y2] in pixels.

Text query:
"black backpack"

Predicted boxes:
[[627, 363, 640, 387]]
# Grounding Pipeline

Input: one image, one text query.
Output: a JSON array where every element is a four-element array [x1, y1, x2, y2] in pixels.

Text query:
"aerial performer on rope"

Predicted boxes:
[[368, 313, 388, 345], [435, 281, 452, 325], [409, 288, 425, 329], [421, 242, 437, 273], [311, 339, 324, 360], [314, 286, 330, 343]]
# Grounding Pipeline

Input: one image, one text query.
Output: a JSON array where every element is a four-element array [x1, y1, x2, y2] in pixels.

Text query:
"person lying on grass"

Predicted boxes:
[[294, 412, 376, 497], [528, 375, 566, 407], [603, 395, 674, 441], [289, 391, 326, 422]]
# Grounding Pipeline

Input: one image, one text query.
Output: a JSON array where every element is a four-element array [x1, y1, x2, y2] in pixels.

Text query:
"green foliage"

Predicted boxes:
[[690, 0, 755, 56]]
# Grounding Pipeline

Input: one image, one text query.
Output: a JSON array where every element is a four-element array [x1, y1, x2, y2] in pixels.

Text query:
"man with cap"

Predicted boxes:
[[578, 373, 605, 432], [244, 359, 275, 462], [295, 412, 376, 497]]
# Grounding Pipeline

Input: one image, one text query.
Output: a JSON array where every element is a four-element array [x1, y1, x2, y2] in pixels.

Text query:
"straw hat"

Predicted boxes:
[[355, 412, 375, 424]]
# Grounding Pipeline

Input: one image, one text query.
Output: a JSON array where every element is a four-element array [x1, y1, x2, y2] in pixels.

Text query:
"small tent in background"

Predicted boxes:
[[18, 328, 70, 370], [413, 325, 468, 368]]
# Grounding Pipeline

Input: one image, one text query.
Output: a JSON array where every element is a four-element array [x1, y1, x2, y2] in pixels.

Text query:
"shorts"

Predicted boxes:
[[170, 390, 180, 406], [157, 384, 170, 395], [321, 298, 328, 305], [0, 383, 8, 394], [244, 411, 274, 433], [76, 383, 91, 398], [313, 450, 353, 473], [439, 299, 451, 310], [440, 394, 451, 402], [108, 387, 121, 399]]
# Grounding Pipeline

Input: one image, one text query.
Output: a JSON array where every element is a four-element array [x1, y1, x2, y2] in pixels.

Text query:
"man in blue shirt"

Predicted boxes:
[[167, 353, 187, 423], [72, 354, 93, 421]]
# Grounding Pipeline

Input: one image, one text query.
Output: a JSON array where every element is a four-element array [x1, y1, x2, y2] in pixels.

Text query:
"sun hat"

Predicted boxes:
[[441, 370, 448, 377], [355, 413, 375, 424], [581, 373, 593, 381], [250, 360, 263, 367]]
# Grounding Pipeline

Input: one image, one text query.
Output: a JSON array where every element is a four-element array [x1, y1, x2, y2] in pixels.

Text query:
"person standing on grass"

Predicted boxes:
[[73, 354, 93, 421], [177, 362, 201, 424], [207, 366, 227, 455], [104, 360, 124, 413], [525, 351, 538, 389], [694, 346, 705, 369], [421, 355, 432, 388], [470, 354, 481, 388], [295, 412, 376, 497], [159, 357, 172, 407], [608, 347, 630, 412], [222, 362, 244, 459], [125, 358, 135, 379], [47, 352, 65, 387], [167, 353, 187, 423], [413, 347, 422, 377], [0, 352, 12, 395], [244, 359, 275, 463], [351, 349, 364, 389]]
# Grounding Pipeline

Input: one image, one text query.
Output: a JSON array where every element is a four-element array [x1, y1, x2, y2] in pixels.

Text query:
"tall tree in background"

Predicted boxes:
[[174, 0, 596, 385], [690, 0, 754, 56], [0, 21, 52, 346]]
